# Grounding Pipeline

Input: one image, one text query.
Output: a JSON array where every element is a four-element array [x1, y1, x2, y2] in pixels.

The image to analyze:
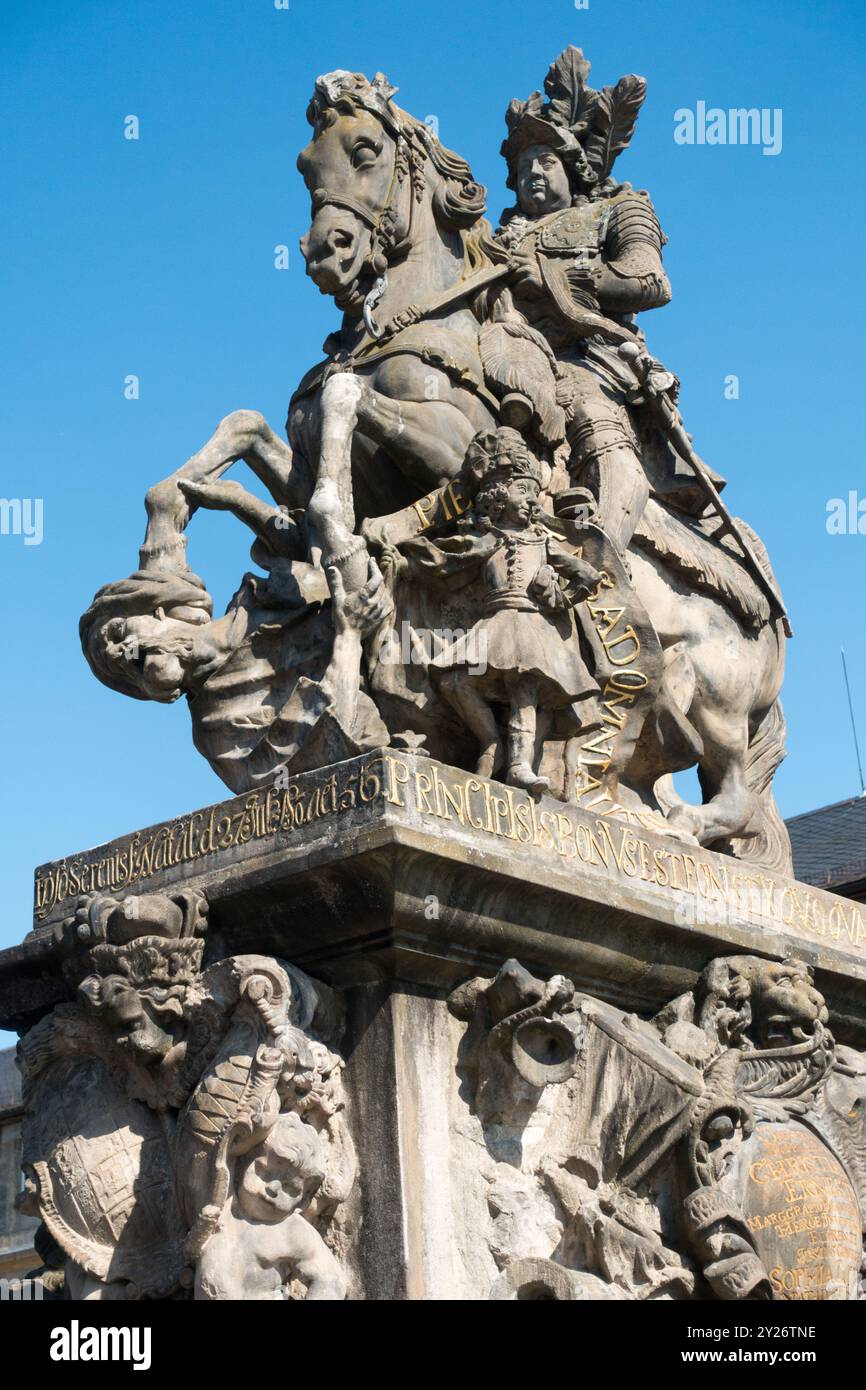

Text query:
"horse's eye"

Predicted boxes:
[[332, 229, 353, 250], [351, 141, 378, 168]]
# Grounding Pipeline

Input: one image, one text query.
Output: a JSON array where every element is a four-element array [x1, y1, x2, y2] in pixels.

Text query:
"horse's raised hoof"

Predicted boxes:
[[664, 804, 702, 845], [178, 478, 247, 511]]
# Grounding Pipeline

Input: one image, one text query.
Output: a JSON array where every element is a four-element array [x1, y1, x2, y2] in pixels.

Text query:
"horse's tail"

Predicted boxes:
[[726, 696, 793, 876]]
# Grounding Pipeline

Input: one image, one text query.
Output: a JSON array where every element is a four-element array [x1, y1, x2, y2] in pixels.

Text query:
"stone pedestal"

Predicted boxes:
[[4, 752, 866, 1300]]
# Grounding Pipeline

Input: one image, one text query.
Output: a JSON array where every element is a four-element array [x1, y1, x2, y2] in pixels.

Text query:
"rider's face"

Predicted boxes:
[[516, 145, 571, 217]]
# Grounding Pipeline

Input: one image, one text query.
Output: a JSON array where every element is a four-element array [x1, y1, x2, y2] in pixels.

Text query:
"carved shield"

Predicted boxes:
[[23, 1054, 186, 1295], [724, 1120, 862, 1300]]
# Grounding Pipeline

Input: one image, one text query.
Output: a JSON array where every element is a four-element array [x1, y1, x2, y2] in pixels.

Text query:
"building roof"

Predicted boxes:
[[0, 1048, 21, 1114], [787, 794, 866, 892]]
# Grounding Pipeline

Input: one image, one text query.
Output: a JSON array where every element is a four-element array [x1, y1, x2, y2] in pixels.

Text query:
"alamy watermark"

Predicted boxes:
[[50, 1320, 151, 1371], [377, 622, 487, 676], [0, 1276, 43, 1301], [674, 102, 782, 157], [826, 491, 866, 535], [0, 497, 43, 545]]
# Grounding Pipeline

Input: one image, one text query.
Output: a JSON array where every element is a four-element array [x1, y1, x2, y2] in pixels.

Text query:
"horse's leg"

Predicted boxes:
[[627, 641, 704, 803], [176, 479, 304, 558], [666, 708, 760, 846], [356, 392, 480, 487], [144, 410, 298, 550], [176, 411, 296, 499], [308, 373, 369, 591], [355, 357, 491, 490]]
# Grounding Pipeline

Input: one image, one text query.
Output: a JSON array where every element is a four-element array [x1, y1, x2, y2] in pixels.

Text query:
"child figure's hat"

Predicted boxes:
[[462, 427, 544, 491]]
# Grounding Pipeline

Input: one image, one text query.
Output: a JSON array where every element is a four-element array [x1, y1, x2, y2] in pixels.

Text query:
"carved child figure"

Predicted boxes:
[[381, 428, 601, 794], [195, 1113, 346, 1301]]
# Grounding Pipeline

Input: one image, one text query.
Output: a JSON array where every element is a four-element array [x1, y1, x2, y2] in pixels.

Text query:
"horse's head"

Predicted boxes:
[[298, 69, 491, 316]]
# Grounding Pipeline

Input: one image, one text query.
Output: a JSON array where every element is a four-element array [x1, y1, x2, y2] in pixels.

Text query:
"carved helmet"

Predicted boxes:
[[501, 47, 647, 196]]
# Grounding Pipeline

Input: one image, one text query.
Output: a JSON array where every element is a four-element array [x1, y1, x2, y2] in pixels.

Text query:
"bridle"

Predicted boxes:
[[309, 119, 422, 337], [306, 113, 513, 350]]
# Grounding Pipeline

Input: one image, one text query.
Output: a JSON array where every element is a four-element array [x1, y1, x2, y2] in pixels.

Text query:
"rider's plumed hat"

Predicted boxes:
[[501, 47, 647, 195]]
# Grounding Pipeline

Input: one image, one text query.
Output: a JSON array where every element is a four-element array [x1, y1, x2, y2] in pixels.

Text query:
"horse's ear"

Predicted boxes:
[[371, 72, 398, 104]]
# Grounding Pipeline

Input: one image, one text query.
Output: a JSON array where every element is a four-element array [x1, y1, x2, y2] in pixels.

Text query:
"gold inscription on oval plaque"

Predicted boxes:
[[735, 1122, 861, 1300]]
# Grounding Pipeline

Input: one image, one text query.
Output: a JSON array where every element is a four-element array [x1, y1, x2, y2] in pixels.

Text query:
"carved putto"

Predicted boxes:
[[18, 892, 355, 1300]]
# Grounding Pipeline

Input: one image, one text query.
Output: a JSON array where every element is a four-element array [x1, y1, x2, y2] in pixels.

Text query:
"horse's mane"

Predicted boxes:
[[396, 107, 505, 274]]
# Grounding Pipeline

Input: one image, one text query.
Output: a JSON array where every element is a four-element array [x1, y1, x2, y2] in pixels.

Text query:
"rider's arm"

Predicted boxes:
[[594, 188, 672, 315]]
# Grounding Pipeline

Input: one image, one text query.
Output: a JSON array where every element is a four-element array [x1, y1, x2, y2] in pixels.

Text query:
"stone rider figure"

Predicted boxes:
[[488, 48, 691, 557]]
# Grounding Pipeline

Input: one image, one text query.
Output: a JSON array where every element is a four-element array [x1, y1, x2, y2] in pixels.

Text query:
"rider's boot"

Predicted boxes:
[[575, 443, 650, 563]]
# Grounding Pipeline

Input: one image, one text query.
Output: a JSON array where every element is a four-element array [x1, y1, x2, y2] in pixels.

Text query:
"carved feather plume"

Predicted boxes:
[[543, 46, 593, 129], [582, 74, 647, 181], [479, 320, 566, 447], [505, 90, 543, 132], [633, 501, 772, 629]]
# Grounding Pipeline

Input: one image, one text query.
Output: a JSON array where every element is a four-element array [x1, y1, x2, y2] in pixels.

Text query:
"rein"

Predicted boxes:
[[358, 260, 511, 348], [311, 117, 511, 342]]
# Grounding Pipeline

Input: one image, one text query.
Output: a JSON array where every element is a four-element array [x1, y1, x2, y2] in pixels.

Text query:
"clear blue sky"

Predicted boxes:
[[2, 0, 865, 1041]]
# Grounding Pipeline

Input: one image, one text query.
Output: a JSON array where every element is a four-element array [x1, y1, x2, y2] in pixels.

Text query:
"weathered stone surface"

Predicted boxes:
[[731, 1123, 862, 1300], [444, 954, 866, 1300], [0, 1050, 38, 1279], [6, 810, 866, 1298], [4, 48, 861, 1301], [7, 753, 866, 1041], [14, 892, 355, 1301], [76, 48, 792, 880]]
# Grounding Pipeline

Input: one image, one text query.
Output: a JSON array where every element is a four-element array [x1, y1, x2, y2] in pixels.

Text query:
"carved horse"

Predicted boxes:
[[140, 69, 790, 872]]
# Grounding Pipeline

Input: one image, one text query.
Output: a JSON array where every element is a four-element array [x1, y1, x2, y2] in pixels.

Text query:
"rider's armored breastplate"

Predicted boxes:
[[536, 201, 610, 257], [518, 202, 615, 347]]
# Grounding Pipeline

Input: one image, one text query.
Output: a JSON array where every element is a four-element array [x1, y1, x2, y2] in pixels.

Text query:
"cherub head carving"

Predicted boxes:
[[236, 1113, 327, 1224]]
